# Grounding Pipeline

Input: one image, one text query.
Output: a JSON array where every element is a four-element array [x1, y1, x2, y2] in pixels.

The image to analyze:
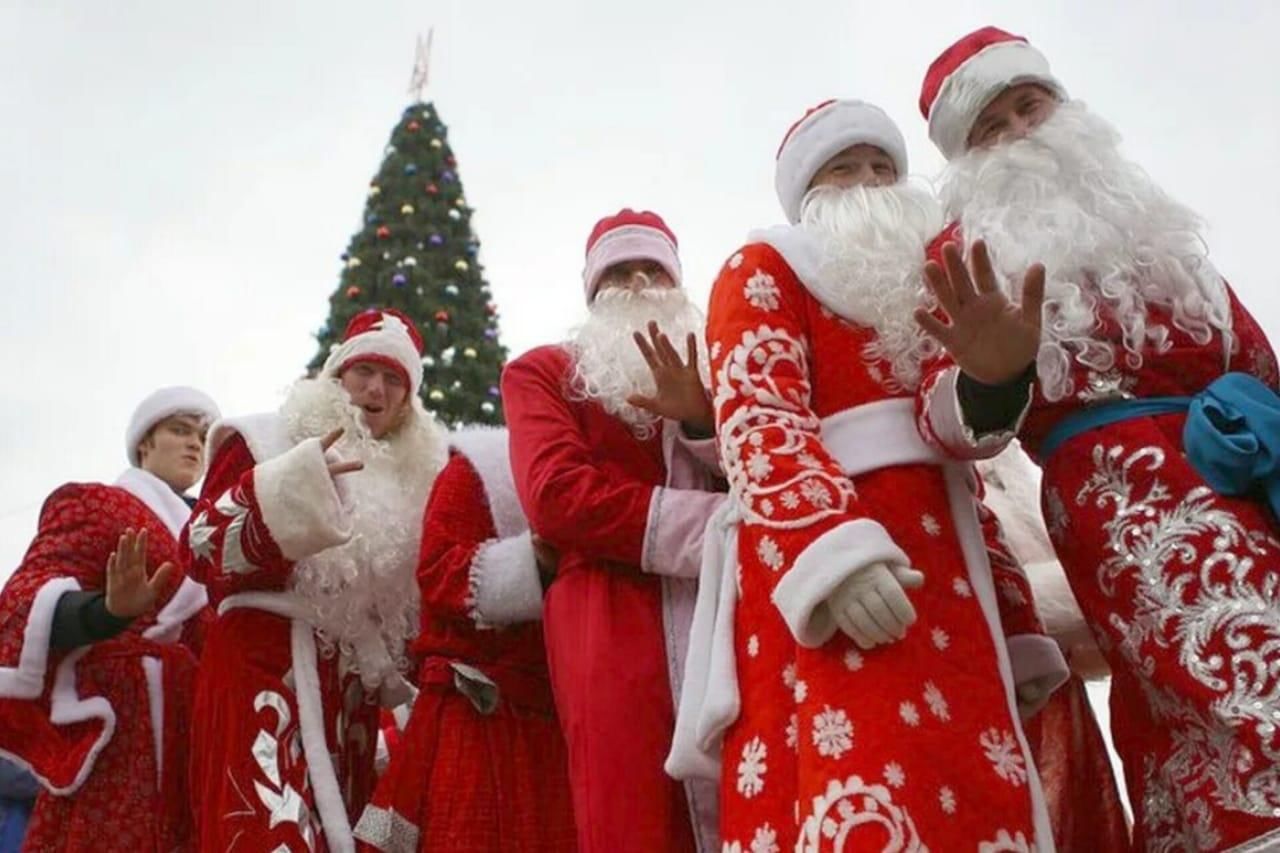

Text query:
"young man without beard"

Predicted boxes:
[[183, 308, 447, 852], [675, 100, 1066, 851], [354, 426, 577, 852], [919, 26, 1280, 850], [502, 209, 725, 852], [0, 386, 220, 851]]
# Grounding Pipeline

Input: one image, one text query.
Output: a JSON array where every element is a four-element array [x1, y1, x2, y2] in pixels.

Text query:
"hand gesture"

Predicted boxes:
[[105, 528, 177, 620], [914, 240, 1045, 385], [627, 322, 714, 435], [828, 563, 925, 650], [320, 428, 363, 481]]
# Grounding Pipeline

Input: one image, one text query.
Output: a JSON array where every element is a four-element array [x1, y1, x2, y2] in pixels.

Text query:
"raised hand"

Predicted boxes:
[[320, 428, 363, 480], [914, 240, 1045, 385], [627, 322, 715, 435], [105, 528, 177, 619]]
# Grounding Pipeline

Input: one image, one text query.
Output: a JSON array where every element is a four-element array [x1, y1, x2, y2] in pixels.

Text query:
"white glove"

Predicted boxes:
[[1016, 676, 1058, 720], [827, 563, 925, 650]]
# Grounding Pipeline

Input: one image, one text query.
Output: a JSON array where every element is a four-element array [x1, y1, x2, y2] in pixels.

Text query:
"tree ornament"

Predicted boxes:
[[404, 163, 418, 176], [480, 401, 495, 415], [463, 347, 477, 359], [448, 209, 461, 221], [484, 328, 499, 340], [365, 214, 379, 225], [376, 225, 391, 239], [407, 120, 420, 132], [425, 183, 439, 195], [392, 273, 407, 288], [428, 388, 445, 402], [488, 385, 500, 398], [346, 285, 362, 299], [384, 144, 397, 156], [444, 284, 460, 297], [429, 233, 444, 246], [440, 169, 456, 183], [421, 354, 436, 368], [415, 286, 425, 296], [454, 260, 469, 272], [347, 257, 363, 269], [451, 380, 462, 390], [403, 256, 418, 267], [434, 310, 451, 324], [441, 346, 457, 364], [430, 138, 443, 149], [485, 302, 498, 315], [367, 184, 381, 198], [455, 197, 467, 208], [400, 203, 415, 215], [382, 251, 392, 260], [446, 155, 457, 166]]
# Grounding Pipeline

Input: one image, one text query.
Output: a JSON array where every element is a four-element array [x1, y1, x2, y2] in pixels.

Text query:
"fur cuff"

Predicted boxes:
[[772, 520, 909, 648], [1007, 633, 1069, 716], [923, 366, 1027, 460], [642, 488, 727, 579], [253, 437, 352, 562], [469, 531, 543, 627]]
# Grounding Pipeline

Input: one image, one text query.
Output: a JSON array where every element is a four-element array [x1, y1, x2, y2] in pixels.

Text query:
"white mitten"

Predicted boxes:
[[827, 563, 925, 649]]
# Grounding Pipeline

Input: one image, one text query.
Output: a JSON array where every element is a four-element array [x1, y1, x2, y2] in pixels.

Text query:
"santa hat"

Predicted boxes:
[[321, 307, 425, 395], [774, 99, 909, 225], [126, 386, 221, 466], [582, 209, 682, 303], [920, 26, 1066, 160]]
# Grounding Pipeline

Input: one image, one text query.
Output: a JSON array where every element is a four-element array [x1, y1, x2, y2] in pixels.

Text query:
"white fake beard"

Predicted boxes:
[[800, 181, 944, 391], [278, 377, 445, 690], [941, 100, 1232, 401], [567, 284, 707, 439]]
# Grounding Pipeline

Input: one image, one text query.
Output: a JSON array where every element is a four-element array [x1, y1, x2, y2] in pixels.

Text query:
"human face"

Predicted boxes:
[[597, 259, 676, 294], [138, 414, 208, 492], [809, 144, 898, 191], [339, 360, 410, 439], [967, 83, 1059, 150]]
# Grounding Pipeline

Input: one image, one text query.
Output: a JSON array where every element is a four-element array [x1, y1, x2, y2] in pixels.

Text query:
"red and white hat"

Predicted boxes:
[[920, 26, 1066, 160], [775, 99, 909, 225], [126, 386, 221, 466], [582, 209, 682, 303], [322, 307, 425, 394]]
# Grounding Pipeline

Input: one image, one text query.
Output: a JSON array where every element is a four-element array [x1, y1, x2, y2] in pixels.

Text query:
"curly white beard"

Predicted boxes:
[[277, 378, 446, 690], [567, 285, 707, 439], [800, 181, 944, 391], [941, 100, 1232, 401]]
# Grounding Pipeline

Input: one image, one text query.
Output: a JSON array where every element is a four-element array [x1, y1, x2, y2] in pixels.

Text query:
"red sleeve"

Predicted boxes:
[[502, 346, 656, 566], [181, 434, 292, 601], [417, 453, 497, 624]]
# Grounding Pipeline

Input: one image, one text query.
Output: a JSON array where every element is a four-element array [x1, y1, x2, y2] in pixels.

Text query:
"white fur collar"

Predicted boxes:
[[448, 427, 526, 539], [114, 467, 192, 538]]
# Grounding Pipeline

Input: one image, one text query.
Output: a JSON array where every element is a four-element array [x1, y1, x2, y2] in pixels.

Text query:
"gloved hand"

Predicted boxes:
[[827, 563, 925, 649], [1015, 674, 1059, 719]]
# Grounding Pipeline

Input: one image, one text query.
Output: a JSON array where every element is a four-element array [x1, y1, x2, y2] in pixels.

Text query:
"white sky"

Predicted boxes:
[[3, 0, 1276, 808]]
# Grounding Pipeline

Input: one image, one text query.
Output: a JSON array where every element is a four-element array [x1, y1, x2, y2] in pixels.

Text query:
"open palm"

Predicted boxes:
[[914, 240, 1045, 385], [627, 322, 714, 434], [105, 528, 177, 619]]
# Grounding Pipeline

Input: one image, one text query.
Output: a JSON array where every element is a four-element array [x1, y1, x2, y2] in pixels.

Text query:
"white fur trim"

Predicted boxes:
[[468, 531, 543, 626], [923, 366, 1027, 460], [322, 312, 424, 395], [114, 468, 193, 538], [749, 225, 865, 326], [144, 576, 208, 645], [291, 618, 356, 853], [141, 656, 164, 789], [772, 520, 910, 648], [447, 427, 527, 539], [0, 576, 79, 698], [582, 223, 682, 302], [927, 39, 1065, 160], [642, 487, 727, 579], [207, 413, 292, 464], [775, 99, 909, 224], [125, 386, 220, 467], [252, 437, 352, 562], [974, 443, 1051, 564]]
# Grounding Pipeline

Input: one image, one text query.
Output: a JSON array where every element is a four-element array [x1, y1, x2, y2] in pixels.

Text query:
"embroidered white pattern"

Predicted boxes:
[[921, 514, 942, 537], [812, 706, 854, 759], [757, 536, 784, 571], [797, 775, 923, 852], [899, 702, 920, 727], [931, 627, 950, 651], [736, 736, 768, 798], [747, 634, 760, 658], [998, 578, 1029, 606], [747, 449, 774, 481], [744, 270, 781, 311], [979, 728, 1028, 786], [785, 714, 798, 751], [952, 578, 973, 598], [884, 762, 906, 788], [978, 829, 1035, 853], [794, 679, 808, 704], [939, 786, 957, 815], [750, 824, 780, 853], [923, 681, 950, 721], [729, 252, 744, 270], [843, 649, 864, 671]]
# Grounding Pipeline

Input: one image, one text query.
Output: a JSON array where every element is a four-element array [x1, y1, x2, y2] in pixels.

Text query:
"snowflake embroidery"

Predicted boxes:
[[785, 714, 798, 750], [729, 252, 744, 270], [757, 536, 784, 572], [939, 786, 957, 815], [750, 824, 780, 853], [812, 706, 854, 759], [931, 628, 950, 651], [780, 491, 800, 510], [747, 635, 760, 658], [979, 728, 1028, 786], [843, 649, 864, 671], [998, 578, 1028, 606], [921, 514, 942, 537], [794, 679, 808, 703], [736, 737, 768, 798], [744, 270, 781, 311], [884, 762, 906, 788], [710, 341, 723, 361], [747, 431, 764, 448], [923, 682, 950, 721], [746, 449, 773, 481], [759, 498, 775, 517], [952, 578, 973, 598], [797, 452, 823, 470], [799, 480, 833, 508], [781, 663, 797, 689], [899, 701, 921, 727]]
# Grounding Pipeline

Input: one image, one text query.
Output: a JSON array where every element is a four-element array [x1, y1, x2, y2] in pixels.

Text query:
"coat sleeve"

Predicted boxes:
[[707, 244, 910, 648], [417, 453, 543, 628], [181, 432, 351, 600], [502, 348, 659, 567]]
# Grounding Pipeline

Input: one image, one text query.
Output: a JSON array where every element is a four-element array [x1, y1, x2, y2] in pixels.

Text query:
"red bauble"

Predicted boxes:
[[485, 302, 498, 315], [425, 183, 439, 195], [346, 285, 362, 299], [446, 156, 457, 166], [434, 310, 450, 324], [376, 225, 391, 239], [407, 121, 420, 132]]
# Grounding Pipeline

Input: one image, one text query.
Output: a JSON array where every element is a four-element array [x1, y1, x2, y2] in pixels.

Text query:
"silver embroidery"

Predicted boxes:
[[353, 805, 421, 853], [216, 489, 254, 575], [1076, 369, 1137, 404]]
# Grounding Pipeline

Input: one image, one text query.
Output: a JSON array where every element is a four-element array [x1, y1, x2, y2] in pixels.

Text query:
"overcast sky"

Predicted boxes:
[[2, 0, 1277, 578]]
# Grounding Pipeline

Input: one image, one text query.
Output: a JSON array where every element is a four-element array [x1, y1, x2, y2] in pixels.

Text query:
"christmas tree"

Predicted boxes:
[[309, 100, 506, 426]]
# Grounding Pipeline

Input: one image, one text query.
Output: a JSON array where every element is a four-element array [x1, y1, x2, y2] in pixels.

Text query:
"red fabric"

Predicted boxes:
[[977, 489, 1045, 638], [184, 433, 378, 851], [707, 243, 1041, 850], [357, 452, 575, 852], [340, 307, 424, 354], [918, 26, 1027, 118], [503, 345, 696, 853], [0, 483, 203, 852], [928, 225, 1280, 850]]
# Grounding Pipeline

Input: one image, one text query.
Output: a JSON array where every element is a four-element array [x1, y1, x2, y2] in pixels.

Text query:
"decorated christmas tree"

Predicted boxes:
[[309, 92, 506, 426]]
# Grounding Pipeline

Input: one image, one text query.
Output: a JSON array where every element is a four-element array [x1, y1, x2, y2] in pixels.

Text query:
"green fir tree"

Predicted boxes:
[[309, 101, 506, 426]]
